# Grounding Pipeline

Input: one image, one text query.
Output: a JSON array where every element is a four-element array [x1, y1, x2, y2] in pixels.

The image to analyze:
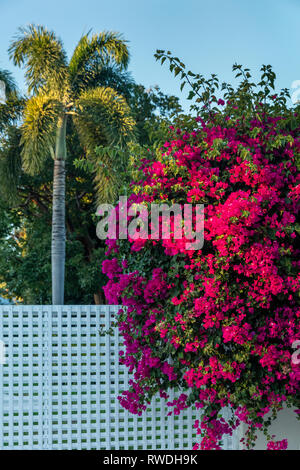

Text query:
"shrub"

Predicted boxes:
[[102, 69, 300, 449]]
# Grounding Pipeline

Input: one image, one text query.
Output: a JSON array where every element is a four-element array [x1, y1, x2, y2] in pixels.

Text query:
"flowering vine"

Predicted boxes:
[[102, 109, 300, 449]]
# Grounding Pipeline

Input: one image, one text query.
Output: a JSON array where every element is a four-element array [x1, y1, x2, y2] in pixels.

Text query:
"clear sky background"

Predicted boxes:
[[1, 0, 300, 111]]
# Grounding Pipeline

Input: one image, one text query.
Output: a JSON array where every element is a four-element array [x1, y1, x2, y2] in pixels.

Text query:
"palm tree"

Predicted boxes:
[[8, 25, 135, 305]]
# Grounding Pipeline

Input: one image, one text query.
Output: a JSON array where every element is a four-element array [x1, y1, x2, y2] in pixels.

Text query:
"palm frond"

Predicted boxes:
[[0, 69, 17, 97], [71, 60, 134, 98], [93, 145, 130, 203], [93, 151, 121, 203], [74, 86, 135, 152], [21, 93, 62, 174], [0, 126, 22, 203], [8, 24, 68, 93], [0, 69, 23, 131], [0, 93, 24, 132], [76, 62, 134, 97], [69, 32, 129, 90]]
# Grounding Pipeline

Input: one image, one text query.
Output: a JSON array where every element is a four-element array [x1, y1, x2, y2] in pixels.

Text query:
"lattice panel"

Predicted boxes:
[[0, 305, 237, 450]]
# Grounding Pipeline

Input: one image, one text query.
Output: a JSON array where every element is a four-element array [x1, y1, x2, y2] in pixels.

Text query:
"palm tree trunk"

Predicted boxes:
[[52, 115, 67, 305], [94, 290, 104, 305]]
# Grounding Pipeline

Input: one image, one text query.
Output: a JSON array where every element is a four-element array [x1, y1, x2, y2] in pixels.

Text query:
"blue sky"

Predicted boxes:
[[1, 0, 300, 110]]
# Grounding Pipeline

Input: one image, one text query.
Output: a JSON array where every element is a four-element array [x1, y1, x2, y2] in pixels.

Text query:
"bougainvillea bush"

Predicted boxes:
[[101, 66, 300, 449]]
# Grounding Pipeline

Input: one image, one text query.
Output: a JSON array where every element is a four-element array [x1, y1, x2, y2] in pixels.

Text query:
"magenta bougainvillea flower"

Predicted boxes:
[[102, 112, 300, 450]]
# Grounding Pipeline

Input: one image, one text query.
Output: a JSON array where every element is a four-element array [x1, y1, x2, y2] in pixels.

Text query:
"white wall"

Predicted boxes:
[[239, 407, 299, 450]]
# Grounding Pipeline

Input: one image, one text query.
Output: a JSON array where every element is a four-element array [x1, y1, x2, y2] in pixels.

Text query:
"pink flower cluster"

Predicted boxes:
[[102, 113, 300, 450], [267, 439, 288, 450]]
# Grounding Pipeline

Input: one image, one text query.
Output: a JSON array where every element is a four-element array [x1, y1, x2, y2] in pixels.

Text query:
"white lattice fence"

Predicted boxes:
[[0, 305, 236, 450]]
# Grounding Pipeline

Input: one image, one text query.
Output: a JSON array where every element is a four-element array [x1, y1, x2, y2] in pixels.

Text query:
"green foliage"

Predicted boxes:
[[0, 126, 22, 202], [0, 69, 17, 95], [154, 50, 293, 122], [0, 134, 108, 304], [0, 27, 183, 304], [7, 24, 137, 205], [0, 70, 24, 133], [0, 211, 108, 304], [127, 83, 183, 145]]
